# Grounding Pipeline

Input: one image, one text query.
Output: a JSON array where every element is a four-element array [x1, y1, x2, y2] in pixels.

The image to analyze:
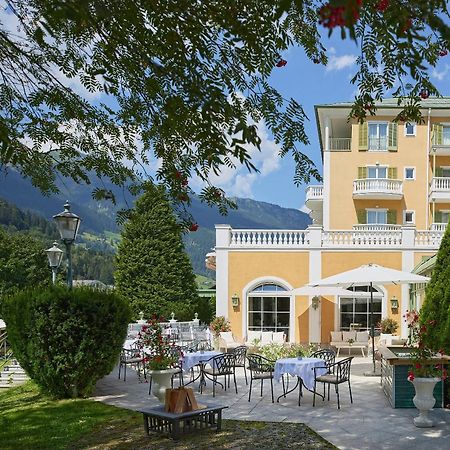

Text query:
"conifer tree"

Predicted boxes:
[[420, 225, 450, 354], [115, 183, 201, 321]]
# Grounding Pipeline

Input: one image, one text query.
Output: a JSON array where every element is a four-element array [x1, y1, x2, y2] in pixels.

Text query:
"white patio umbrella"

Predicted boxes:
[[292, 286, 367, 297], [309, 263, 430, 373]]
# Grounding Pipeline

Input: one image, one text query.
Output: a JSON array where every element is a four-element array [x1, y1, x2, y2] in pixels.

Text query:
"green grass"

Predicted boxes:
[[0, 382, 336, 450]]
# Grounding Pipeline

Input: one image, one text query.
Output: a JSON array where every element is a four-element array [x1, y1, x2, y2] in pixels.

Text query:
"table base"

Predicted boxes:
[[277, 375, 325, 406]]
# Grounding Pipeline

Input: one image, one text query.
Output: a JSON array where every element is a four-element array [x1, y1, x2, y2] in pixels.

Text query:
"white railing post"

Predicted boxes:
[[216, 224, 232, 248], [307, 225, 323, 248], [401, 225, 416, 248]]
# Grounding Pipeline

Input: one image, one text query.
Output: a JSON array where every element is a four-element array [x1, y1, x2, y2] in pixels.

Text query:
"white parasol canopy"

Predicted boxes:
[[309, 263, 430, 287], [292, 286, 368, 297], [308, 263, 430, 373]]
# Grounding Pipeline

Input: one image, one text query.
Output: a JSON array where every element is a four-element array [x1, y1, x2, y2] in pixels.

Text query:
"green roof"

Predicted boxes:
[[413, 254, 437, 275], [316, 97, 450, 109]]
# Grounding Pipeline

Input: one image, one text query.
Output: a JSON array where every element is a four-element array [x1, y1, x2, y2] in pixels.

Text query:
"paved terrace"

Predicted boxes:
[[93, 357, 450, 450]]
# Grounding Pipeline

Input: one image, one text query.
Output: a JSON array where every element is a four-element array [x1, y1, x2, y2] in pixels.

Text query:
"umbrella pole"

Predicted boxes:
[[370, 282, 375, 373]]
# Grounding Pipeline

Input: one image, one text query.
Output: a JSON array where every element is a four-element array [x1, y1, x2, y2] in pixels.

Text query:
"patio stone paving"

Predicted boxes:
[[93, 356, 449, 450]]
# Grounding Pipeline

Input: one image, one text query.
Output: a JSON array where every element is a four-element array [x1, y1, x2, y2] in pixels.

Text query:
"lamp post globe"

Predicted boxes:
[[45, 242, 63, 284], [53, 201, 81, 288]]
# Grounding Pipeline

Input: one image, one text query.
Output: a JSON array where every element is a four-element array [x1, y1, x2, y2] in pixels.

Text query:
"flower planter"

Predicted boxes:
[[410, 377, 440, 427], [148, 369, 178, 403]]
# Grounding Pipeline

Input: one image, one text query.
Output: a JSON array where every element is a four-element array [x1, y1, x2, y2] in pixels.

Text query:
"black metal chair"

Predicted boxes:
[[313, 356, 354, 409], [247, 354, 275, 403], [311, 349, 336, 370], [201, 353, 237, 397], [231, 345, 248, 385], [147, 346, 184, 395], [118, 346, 146, 382]]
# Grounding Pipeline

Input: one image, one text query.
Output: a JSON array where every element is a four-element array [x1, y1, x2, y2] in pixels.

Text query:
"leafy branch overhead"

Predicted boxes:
[[0, 0, 448, 215]]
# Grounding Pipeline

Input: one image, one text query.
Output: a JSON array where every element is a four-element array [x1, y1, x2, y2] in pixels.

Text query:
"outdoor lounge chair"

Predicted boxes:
[[247, 354, 276, 403], [313, 356, 354, 409], [219, 332, 242, 351]]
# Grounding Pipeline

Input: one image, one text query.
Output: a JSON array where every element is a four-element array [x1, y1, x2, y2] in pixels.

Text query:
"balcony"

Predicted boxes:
[[353, 179, 403, 200], [430, 223, 447, 232], [431, 134, 450, 155], [305, 185, 323, 225], [352, 224, 401, 232], [429, 177, 450, 202], [329, 137, 351, 152]]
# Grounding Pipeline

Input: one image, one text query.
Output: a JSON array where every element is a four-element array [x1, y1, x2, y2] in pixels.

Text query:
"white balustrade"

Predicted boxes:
[[229, 229, 309, 247], [352, 224, 401, 232], [353, 178, 403, 196], [415, 230, 445, 247], [430, 223, 447, 232], [322, 230, 402, 247], [431, 177, 450, 191], [329, 137, 351, 151], [305, 185, 323, 200]]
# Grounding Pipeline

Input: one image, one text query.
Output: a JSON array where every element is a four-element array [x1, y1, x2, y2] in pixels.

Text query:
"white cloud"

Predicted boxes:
[[432, 64, 450, 81], [326, 54, 357, 72]]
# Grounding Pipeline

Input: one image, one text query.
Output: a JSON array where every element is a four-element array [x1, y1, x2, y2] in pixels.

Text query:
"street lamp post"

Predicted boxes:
[[53, 201, 81, 289], [45, 242, 64, 284]]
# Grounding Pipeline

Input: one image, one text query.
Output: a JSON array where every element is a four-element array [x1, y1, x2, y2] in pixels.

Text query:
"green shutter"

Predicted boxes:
[[358, 166, 367, 179], [435, 166, 443, 177], [434, 211, 443, 223], [358, 122, 368, 151], [356, 209, 366, 224], [387, 210, 397, 224], [388, 167, 397, 179], [432, 124, 443, 145], [388, 123, 398, 151]]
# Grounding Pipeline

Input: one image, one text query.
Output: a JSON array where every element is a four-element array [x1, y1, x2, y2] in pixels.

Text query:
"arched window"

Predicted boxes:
[[339, 286, 383, 331], [248, 282, 290, 339]]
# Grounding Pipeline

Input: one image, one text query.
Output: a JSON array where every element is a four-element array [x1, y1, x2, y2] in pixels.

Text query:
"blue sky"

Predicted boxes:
[[211, 36, 450, 212]]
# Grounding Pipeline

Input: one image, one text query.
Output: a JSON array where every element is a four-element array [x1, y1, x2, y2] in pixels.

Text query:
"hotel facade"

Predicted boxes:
[[211, 98, 450, 343]]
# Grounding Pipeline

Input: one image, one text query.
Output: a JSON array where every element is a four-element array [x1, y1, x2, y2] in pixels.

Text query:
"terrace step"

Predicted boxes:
[[0, 359, 29, 388]]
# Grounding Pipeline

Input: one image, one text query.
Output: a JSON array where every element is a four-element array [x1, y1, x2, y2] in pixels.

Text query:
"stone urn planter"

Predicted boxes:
[[410, 377, 440, 427], [148, 368, 178, 403]]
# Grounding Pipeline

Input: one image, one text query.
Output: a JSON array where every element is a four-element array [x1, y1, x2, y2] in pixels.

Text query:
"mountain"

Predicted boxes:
[[0, 170, 311, 277]]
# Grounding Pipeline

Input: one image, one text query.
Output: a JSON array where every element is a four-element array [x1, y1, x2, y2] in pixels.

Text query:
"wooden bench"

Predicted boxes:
[[140, 404, 228, 440]]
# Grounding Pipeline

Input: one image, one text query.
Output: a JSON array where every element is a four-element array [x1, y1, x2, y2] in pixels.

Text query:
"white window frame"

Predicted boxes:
[[368, 121, 389, 152], [404, 122, 416, 137], [366, 208, 388, 224], [403, 210, 415, 225], [439, 210, 450, 224], [404, 167, 416, 180], [367, 165, 388, 179]]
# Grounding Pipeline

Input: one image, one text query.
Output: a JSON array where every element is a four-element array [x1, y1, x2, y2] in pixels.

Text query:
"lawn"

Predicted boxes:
[[0, 382, 336, 449]]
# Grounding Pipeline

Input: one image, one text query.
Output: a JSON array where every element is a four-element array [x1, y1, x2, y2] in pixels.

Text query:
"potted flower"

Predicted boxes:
[[137, 316, 179, 403], [404, 310, 448, 427], [378, 317, 399, 346], [209, 316, 231, 350]]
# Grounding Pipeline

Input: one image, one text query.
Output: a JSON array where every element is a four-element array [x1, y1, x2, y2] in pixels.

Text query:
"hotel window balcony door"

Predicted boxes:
[[368, 123, 388, 151], [247, 283, 291, 340], [367, 209, 387, 225], [367, 166, 387, 179]]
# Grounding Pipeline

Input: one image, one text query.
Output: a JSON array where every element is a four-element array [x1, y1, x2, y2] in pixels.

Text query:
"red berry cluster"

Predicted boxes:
[[276, 59, 287, 67], [439, 49, 448, 57], [189, 223, 199, 232], [420, 89, 429, 100], [375, 0, 389, 12], [319, 1, 362, 29]]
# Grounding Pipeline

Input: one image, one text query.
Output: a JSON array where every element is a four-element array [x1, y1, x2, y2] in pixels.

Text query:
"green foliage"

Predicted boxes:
[[0, 227, 49, 297], [2, 285, 130, 398], [378, 317, 399, 334], [2, 1, 447, 215], [115, 183, 201, 321], [209, 316, 231, 337], [421, 225, 450, 355], [252, 343, 312, 361]]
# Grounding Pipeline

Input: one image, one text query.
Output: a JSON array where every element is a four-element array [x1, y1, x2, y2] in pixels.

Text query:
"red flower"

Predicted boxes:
[[407, 372, 415, 382], [415, 363, 421, 369], [189, 223, 199, 232], [375, 0, 389, 12], [276, 59, 287, 67]]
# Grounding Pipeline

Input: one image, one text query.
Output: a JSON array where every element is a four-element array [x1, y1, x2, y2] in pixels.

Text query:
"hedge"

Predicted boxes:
[[2, 285, 130, 398]]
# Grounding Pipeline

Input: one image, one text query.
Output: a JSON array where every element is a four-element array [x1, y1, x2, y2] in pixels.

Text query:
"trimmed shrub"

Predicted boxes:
[[2, 285, 130, 398]]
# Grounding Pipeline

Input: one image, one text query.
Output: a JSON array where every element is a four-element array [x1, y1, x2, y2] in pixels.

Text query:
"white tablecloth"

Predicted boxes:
[[274, 357, 328, 390], [182, 351, 222, 372]]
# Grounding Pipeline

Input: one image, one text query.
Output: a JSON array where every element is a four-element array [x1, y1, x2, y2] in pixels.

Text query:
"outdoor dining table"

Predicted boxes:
[[182, 350, 223, 391], [274, 357, 327, 405]]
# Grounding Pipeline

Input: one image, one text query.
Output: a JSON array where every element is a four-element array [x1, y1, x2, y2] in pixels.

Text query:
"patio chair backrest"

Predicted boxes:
[[335, 357, 353, 382], [310, 349, 336, 371], [121, 347, 142, 362], [212, 353, 236, 375], [247, 354, 274, 376], [231, 345, 247, 366], [195, 340, 212, 351]]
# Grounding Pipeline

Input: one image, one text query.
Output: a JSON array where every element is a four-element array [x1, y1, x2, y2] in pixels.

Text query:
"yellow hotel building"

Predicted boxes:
[[213, 98, 450, 344]]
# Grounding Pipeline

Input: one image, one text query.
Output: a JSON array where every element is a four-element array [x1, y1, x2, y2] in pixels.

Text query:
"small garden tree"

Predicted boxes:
[[115, 183, 203, 321], [420, 226, 450, 355], [2, 285, 130, 398]]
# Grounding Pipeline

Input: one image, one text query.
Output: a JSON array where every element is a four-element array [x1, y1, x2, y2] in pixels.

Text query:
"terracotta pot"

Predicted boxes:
[[410, 377, 440, 427], [148, 368, 178, 403]]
